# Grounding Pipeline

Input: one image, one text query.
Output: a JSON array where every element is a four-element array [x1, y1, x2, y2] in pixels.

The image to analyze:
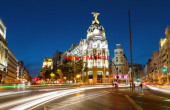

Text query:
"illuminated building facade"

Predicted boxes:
[[143, 25, 170, 83], [111, 44, 129, 83], [18, 61, 30, 83], [0, 18, 8, 83], [53, 50, 62, 69], [149, 51, 159, 83], [63, 12, 110, 84], [41, 58, 52, 77], [6, 49, 19, 83], [157, 25, 170, 82]]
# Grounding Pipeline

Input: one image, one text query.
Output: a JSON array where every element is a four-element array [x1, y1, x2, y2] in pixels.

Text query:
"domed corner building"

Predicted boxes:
[[66, 12, 110, 84]]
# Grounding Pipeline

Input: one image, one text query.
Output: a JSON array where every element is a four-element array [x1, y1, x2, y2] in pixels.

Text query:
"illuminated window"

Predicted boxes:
[[97, 61, 102, 68], [88, 71, 93, 79], [84, 72, 86, 76], [97, 43, 100, 48], [89, 62, 93, 68], [97, 71, 102, 75], [106, 71, 109, 77], [97, 71, 103, 83]]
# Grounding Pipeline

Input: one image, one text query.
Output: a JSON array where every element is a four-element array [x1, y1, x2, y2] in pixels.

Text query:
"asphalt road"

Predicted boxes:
[[0, 85, 170, 110]]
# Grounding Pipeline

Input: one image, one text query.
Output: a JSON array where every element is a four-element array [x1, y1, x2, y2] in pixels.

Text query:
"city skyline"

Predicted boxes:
[[1, 0, 170, 77]]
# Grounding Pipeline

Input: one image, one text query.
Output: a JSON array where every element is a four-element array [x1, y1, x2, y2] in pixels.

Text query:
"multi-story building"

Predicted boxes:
[[143, 26, 170, 83], [149, 51, 159, 83], [23, 69, 29, 83], [157, 25, 170, 83], [18, 61, 30, 83], [41, 58, 52, 78], [6, 49, 18, 84], [0, 18, 8, 83], [61, 12, 110, 84], [133, 64, 143, 81], [110, 44, 129, 83], [142, 65, 148, 81], [0, 18, 30, 84], [53, 50, 62, 69], [129, 64, 143, 82]]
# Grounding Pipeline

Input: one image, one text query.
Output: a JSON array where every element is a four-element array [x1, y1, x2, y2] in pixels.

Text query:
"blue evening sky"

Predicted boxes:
[[0, 0, 170, 77]]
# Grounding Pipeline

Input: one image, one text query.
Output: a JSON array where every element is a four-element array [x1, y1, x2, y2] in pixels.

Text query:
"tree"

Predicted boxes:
[[57, 58, 88, 83], [58, 64, 74, 81]]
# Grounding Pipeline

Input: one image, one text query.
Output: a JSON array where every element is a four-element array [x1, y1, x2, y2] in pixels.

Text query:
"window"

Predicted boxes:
[[88, 71, 93, 75], [88, 71, 93, 79], [97, 71, 103, 83], [97, 43, 100, 48], [116, 57, 118, 62], [90, 62, 93, 68], [97, 61, 102, 68], [97, 71, 103, 75], [5, 49, 8, 58], [121, 57, 123, 62], [106, 71, 109, 77], [84, 72, 86, 76]]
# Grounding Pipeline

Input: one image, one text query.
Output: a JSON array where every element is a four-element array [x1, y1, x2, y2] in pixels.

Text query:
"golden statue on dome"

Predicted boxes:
[[92, 12, 100, 24]]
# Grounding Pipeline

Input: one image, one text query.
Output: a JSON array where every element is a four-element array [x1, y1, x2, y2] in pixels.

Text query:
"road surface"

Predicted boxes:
[[0, 85, 170, 110]]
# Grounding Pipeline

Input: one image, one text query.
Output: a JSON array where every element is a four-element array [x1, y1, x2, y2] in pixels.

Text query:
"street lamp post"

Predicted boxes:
[[166, 67, 169, 83], [167, 70, 169, 83], [128, 10, 134, 93]]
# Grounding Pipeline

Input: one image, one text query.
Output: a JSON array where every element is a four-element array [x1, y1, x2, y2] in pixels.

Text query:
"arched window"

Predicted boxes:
[[88, 71, 93, 79]]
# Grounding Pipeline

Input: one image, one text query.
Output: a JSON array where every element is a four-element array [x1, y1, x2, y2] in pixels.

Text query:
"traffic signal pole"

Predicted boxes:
[[128, 10, 134, 93]]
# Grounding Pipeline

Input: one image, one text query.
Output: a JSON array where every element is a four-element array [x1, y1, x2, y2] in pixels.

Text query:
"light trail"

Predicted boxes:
[[3, 86, 112, 110], [0, 87, 77, 97], [0, 90, 32, 97], [147, 85, 170, 93], [48, 90, 110, 110]]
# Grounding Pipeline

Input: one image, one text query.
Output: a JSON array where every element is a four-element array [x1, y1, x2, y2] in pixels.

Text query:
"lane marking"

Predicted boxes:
[[125, 95, 143, 110]]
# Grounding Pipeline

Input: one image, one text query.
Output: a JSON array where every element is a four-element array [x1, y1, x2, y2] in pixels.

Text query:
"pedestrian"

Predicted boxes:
[[114, 82, 118, 91], [130, 83, 131, 89], [140, 82, 143, 89], [134, 83, 135, 89]]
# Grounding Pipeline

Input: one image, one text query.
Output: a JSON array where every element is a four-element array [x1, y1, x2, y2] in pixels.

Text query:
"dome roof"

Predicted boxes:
[[87, 23, 104, 32], [86, 12, 106, 41]]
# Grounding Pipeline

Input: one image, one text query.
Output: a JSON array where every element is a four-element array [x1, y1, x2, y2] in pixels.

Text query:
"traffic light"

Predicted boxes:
[[162, 67, 167, 73], [137, 78, 140, 82]]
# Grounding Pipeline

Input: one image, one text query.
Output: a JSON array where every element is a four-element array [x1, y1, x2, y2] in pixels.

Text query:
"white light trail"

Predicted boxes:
[[147, 85, 170, 93], [6, 86, 112, 110]]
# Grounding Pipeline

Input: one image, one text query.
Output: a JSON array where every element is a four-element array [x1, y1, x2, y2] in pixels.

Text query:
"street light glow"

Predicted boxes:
[[76, 75, 80, 78]]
